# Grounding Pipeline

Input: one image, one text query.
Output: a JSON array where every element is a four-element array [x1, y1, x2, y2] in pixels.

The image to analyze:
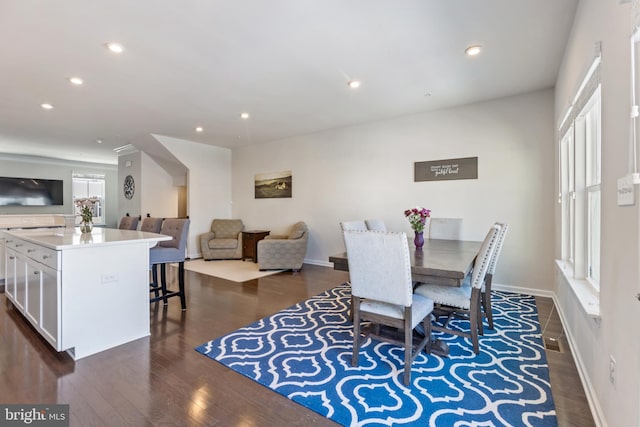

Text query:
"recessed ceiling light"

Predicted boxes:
[[347, 80, 361, 89], [240, 112, 250, 119], [106, 42, 124, 53], [465, 45, 482, 56], [40, 103, 53, 110], [195, 126, 204, 132], [96, 138, 103, 144], [69, 77, 84, 85]]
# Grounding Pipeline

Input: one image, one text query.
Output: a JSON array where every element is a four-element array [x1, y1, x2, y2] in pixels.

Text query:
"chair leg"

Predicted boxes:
[[484, 274, 494, 329], [352, 298, 361, 367], [160, 264, 169, 305], [151, 265, 160, 298], [178, 261, 186, 311], [470, 289, 481, 354], [403, 307, 412, 386], [477, 291, 484, 337]]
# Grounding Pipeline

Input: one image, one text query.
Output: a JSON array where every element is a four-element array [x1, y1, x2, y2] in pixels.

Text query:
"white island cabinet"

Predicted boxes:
[[3, 227, 170, 360]]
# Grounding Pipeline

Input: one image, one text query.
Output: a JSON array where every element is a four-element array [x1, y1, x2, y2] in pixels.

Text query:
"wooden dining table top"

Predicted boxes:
[[329, 238, 483, 286]]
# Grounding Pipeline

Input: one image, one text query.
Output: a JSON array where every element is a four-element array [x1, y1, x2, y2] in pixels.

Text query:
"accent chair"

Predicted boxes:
[[200, 219, 244, 260], [257, 221, 308, 271]]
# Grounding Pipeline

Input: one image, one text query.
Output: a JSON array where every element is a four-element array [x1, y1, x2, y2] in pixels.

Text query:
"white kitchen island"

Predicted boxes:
[[3, 227, 170, 360]]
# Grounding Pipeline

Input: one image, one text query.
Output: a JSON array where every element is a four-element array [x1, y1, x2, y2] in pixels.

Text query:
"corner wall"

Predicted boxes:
[[231, 89, 555, 293], [154, 135, 232, 258], [554, 0, 639, 426]]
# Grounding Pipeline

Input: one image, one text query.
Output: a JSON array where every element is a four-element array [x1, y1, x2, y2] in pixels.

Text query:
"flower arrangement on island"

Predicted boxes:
[[403, 206, 431, 233], [80, 205, 93, 224]]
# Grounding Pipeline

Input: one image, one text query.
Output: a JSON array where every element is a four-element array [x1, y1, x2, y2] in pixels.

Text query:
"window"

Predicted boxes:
[[559, 82, 601, 289], [72, 173, 106, 225]]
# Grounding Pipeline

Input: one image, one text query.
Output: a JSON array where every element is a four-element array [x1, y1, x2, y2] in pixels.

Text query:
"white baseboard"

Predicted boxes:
[[551, 294, 607, 427], [492, 282, 555, 298]]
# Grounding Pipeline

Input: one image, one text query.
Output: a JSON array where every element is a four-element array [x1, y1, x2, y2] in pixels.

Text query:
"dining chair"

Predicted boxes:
[[149, 218, 190, 310], [343, 229, 434, 386], [428, 218, 463, 240], [340, 220, 368, 231], [339, 220, 371, 322], [365, 219, 387, 231], [414, 223, 501, 354], [118, 214, 139, 230], [482, 222, 509, 329]]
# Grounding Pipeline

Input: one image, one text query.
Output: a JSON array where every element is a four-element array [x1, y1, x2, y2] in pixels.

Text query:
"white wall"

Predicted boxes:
[[232, 89, 555, 293], [0, 154, 118, 227], [140, 152, 179, 219], [117, 152, 142, 220], [554, 1, 639, 426], [154, 135, 232, 258]]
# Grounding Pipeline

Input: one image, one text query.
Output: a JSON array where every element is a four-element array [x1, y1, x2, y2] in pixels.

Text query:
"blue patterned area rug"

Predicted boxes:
[[195, 284, 557, 426]]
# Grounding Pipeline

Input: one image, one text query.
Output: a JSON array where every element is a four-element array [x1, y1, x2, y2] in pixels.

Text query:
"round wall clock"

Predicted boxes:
[[123, 175, 135, 199]]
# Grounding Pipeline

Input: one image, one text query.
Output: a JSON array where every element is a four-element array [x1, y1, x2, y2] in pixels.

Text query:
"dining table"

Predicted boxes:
[[329, 238, 483, 287]]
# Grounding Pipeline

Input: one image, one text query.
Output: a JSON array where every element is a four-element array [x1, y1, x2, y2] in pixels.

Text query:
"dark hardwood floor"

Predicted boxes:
[[0, 264, 594, 426]]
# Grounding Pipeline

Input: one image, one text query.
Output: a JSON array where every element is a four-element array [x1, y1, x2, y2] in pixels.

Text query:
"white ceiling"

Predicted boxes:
[[0, 0, 578, 165]]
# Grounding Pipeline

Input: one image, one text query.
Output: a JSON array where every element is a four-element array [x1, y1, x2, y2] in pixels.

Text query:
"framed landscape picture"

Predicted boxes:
[[255, 170, 292, 199]]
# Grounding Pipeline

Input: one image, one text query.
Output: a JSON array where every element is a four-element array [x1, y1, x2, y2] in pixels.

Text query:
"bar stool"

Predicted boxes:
[[142, 217, 165, 299], [149, 218, 190, 310], [118, 214, 139, 230]]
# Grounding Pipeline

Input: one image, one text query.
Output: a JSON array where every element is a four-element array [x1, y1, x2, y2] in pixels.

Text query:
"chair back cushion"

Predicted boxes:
[[340, 220, 367, 231], [288, 221, 307, 239], [429, 218, 463, 240], [365, 219, 387, 231], [118, 216, 139, 230], [469, 224, 501, 289], [343, 230, 413, 307], [487, 223, 509, 275], [159, 218, 190, 250], [140, 217, 163, 233], [211, 219, 243, 239]]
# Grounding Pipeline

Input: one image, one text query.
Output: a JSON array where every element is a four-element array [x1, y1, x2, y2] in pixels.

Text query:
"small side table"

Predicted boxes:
[[242, 230, 270, 263]]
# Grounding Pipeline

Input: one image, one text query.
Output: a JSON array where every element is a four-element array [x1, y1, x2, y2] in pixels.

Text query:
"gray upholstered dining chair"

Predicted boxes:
[[365, 219, 387, 231], [414, 223, 501, 354], [149, 218, 190, 310], [118, 214, 139, 230], [481, 222, 509, 329], [428, 218, 463, 240], [343, 229, 434, 386]]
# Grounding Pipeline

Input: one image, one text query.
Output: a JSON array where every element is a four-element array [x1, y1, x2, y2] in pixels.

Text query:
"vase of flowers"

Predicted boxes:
[[404, 206, 431, 249], [79, 205, 93, 234]]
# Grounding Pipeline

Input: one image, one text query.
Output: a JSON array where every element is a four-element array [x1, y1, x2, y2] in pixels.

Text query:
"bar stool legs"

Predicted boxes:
[[149, 262, 186, 311]]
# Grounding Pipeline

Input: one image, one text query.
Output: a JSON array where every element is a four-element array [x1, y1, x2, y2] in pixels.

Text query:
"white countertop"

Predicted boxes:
[[5, 227, 171, 250]]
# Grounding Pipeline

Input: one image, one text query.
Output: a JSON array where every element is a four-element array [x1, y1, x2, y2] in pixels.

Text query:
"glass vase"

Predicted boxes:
[[414, 231, 424, 249], [80, 221, 93, 234]]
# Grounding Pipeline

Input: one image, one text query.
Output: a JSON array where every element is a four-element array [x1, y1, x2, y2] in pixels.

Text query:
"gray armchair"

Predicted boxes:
[[200, 219, 244, 260], [257, 221, 308, 271]]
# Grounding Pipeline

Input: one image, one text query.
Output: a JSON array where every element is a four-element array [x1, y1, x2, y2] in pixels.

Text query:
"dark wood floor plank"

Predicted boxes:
[[0, 264, 592, 426]]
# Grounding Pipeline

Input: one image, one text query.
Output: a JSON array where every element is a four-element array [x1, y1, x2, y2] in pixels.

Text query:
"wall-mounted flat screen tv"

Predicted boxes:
[[0, 177, 64, 206]]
